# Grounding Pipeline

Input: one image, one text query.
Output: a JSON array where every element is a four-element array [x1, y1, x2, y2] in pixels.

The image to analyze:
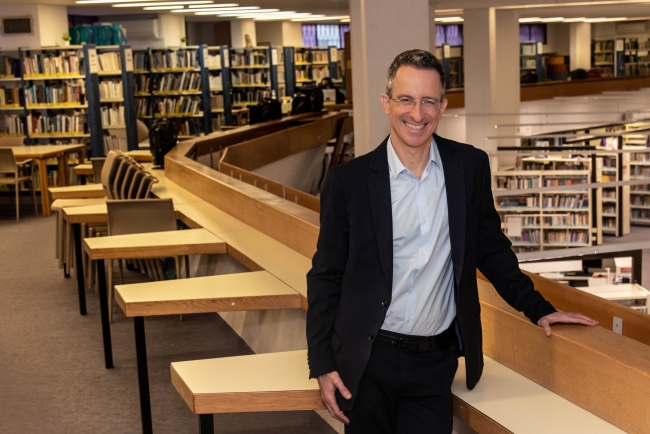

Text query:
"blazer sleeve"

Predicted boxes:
[[475, 152, 556, 325], [306, 169, 350, 378]]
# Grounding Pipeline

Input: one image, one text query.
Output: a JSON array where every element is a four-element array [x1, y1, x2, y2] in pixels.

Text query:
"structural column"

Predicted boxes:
[[429, 6, 437, 53], [230, 19, 257, 48], [349, 0, 430, 156], [464, 8, 520, 157], [570, 22, 591, 71]]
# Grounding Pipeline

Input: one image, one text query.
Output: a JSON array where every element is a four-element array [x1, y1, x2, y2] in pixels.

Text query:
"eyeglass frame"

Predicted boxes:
[[389, 96, 444, 111]]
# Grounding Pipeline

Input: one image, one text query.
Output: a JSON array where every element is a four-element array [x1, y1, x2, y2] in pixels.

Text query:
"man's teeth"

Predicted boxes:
[[405, 122, 424, 131]]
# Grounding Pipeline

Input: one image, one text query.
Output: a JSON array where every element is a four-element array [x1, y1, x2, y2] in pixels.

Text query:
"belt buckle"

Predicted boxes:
[[397, 338, 415, 352]]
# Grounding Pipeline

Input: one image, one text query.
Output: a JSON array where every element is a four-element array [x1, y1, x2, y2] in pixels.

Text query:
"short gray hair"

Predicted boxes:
[[386, 49, 446, 99]]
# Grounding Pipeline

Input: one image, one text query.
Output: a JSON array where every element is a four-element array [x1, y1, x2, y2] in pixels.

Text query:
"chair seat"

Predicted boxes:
[[0, 175, 32, 184]]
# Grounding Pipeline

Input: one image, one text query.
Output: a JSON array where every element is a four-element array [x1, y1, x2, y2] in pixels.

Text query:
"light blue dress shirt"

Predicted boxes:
[[380, 136, 456, 337]]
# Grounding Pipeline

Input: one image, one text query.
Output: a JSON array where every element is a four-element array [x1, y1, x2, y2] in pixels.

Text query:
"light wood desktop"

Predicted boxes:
[[83, 228, 227, 370], [115, 271, 301, 433], [49, 183, 104, 200], [73, 162, 93, 176], [170, 350, 624, 434], [576, 283, 650, 311], [13, 144, 85, 216]]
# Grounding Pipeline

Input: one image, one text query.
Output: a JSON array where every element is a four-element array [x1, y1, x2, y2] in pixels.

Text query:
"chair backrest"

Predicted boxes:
[[90, 158, 106, 183], [0, 148, 17, 174], [119, 164, 139, 199], [135, 174, 158, 199], [106, 198, 176, 236], [127, 170, 147, 199], [101, 151, 124, 199], [0, 137, 24, 147], [111, 157, 136, 199]]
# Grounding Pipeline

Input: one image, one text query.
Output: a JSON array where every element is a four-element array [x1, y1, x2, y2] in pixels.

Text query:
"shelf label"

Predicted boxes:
[[616, 39, 624, 52], [88, 48, 99, 74], [203, 46, 209, 63], [223, 49, 230, 68], [124, 48, 134, 72], [329, 47, 337, 62], [271, 48, 278, 65], [506, 216, 522, 238]]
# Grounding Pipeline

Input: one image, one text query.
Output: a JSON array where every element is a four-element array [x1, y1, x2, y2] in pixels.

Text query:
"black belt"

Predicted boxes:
[[374, 328, 451, 353]]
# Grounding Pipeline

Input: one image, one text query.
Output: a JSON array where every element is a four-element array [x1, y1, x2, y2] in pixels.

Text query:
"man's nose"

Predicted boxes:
[[409, 102, 425, 122]]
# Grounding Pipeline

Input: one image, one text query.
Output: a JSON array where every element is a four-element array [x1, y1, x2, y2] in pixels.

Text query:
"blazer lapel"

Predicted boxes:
[[435, 134, 465, 288], [367, 138, 393, 294]]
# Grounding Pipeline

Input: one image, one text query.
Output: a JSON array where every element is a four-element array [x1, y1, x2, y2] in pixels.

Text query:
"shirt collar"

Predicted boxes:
[[387, 136, 439, 180]]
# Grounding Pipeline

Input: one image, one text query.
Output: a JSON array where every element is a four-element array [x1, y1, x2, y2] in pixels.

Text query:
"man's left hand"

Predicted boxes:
[[537, 311, 599, 337]]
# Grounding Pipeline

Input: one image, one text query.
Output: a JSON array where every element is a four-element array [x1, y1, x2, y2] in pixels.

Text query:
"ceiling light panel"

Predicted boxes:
[[113, 1, 213, 7], [187, 3, 238, 7], [143, 5, 184, 9], [291, 16, 350, 21]]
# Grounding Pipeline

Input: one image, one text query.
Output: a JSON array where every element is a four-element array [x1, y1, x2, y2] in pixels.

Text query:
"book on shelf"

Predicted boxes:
[[231, 89, 271, 105], [542, 194, 589, 209], [103, 135, 127, 153], [153, 96, 201, 116], [100, 106, 125, 127], [97, 52, 121, 72], [99, 79, 123, 100], [510, 229, 540, 243], [497, 196, 539, 208], [26, 111, 87, 135], [24, 83, 85, 106], [209, 75, 222, 90], [0, 56, 20, 77], [133, 52, 149, 71], [207, 53, 221, 68], [0, 87, 21, 107], [135, 75, 150, 94], [632, 166, 650, 178], [496, 176, 540, 190], [135, 98, 151, 117], [211, 115, 223, 132], [310, 67, 329, 81], [231, 50, 268, 67], [152, 72, 201, 93], [0, 114, 24, 135], [178, 118, 203, 137], [210, 94, 224, 110], [22, 52, 82, 76], [631, 196, 650, 206], [151, 50, 199, 70], [521, 58, 536, 69], [231, 70, 268, 85], [593, 40, 614, 52], [544, 177, 587, 186], [521, 44, 536, 56], [311, 50, 328, 63]]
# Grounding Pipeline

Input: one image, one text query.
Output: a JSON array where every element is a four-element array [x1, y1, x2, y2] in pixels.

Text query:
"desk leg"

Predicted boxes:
[[36, 159, 50, 217], [96, 260, 114, 369], [72, 223, 87, 316], [198, 415, 214, 434], [61, 154, 71, 186], [134, 317, 153, 434]]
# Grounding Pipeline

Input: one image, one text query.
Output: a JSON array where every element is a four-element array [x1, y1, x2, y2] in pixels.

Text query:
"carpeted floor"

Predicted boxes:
[[0, 203, 336, 434]]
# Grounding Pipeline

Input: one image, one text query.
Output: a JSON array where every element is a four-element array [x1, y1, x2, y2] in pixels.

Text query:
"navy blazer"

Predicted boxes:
[[306, 134, 556, 411]]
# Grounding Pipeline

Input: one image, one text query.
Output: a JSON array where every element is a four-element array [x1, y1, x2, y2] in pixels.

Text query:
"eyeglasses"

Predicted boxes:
[[390, 97, 443, 111]]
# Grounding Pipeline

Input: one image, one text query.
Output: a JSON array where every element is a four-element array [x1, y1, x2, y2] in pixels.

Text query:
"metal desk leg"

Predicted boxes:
[[134, 317, 153, 434], [198, 415, 214, 434], [72, 223, 87, 316], [96, 259, 114, 369]]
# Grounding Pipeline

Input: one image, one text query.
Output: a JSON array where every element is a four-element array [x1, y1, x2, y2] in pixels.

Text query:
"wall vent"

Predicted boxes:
[[2, 17, 33, 35]]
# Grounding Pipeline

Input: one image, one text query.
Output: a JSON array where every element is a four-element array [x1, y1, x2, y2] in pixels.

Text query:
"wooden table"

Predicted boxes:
[[115, 271, 301, 434], [13, 144, 85, 216], [576, 283, 650, 312], [125, 149, 153, 162], [49, 184, 104, 200], [83, 229, 226, 370], [171, 350, 625, 434]]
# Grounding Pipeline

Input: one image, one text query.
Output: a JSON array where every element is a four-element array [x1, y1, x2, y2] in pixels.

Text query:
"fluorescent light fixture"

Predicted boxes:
[[291, 15, 350, 22], [209, 9, 280, 15], [340, 18, 350, 22], [77, 0, 178, 3], [173, 6, 258, 12], [539, 17, 564, 22], [143, 5, 184, 9], [435, 16, 463, 22], [585, 17, 628, 22], [519, 17, 542, 23], [435, 9, 463, 14], [563, 17, 586, 22], [501, 0, 650, 9], [113, 1, 213, 7], [187, 2, 237, 6], [251, 13, 315, 20]]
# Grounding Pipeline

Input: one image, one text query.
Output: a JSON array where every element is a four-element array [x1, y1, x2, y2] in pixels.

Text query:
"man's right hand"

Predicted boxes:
[[317, 371, 351, 425]]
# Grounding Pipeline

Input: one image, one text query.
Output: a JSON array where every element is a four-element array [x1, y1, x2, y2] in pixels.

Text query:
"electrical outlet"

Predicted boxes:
[[613, 316, 623, 335]]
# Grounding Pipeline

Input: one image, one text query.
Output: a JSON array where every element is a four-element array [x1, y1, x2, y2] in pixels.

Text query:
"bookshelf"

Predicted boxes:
[[291, 46, 338, 90], [274, 47, 286, 97], [18, 46, 89, 151], [229, 46, 272, 109], [624, 37, 650, 77], [591, 39, 625, 77], [205, 45, 231, 129], [520, 41, 543, 82], [596, 153, 630, 236], [0, 50, 23, 139], [441, 45, 464, 89], [494, 169, 597, 252], [626, 130, 650, 226]]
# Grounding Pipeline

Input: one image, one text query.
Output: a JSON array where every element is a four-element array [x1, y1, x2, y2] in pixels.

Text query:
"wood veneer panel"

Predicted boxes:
[[478, 279, 650, 433], [452, 396, 512, 434]]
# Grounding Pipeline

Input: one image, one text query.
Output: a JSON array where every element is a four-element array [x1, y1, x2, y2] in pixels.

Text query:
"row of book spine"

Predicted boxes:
[[231, 89, 270, 104], [209, 75, 222, 90], [101, 106, 125, 127], [0, 114, 23, 135], [231, 51, 267, 67], [151, 51, 199, 70], [26, 112, 87, 135], [178, 118, 203, 136], [631, 196, 650, 206], [231, 71, 268, 85], [97, 52, 121, 72], [22, 54, 82, 76], [510, 229, 540, 243], [153, 96, 201, 116], [542, 194, 588, 209], [136, 98, 151, 117], [210, 94, 224, 110], [207, 54, 221, 68], [543, 214, 589, 226], [104, 135, 127, 153], [496, 176, 540, 190], [0, 87, 21, 106], [136, 75, 150, 94], [134, 53, 149, 70], [152, 72, 201, 93], [1, 56, 20, 77], [24, 83, 85, 106], [544, 178, 587, 186], [99, 79, 123, 100], [545, 231, 588, 244], [498, 197, 539, 208]]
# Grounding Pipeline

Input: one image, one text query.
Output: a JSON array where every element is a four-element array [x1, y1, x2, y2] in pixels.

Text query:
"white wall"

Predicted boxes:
[[570, 22, 591, 71], [186, 22, 215, 46], [542, 22, 570, 55], [281, 21, 303, 47], [0, 4, 69, 50], [231, 19, 257, 48]]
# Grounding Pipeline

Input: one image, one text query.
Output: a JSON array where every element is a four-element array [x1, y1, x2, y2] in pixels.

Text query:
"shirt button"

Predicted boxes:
[[382, 299, 388, 307], [407, 319, 411, 323], [421, 252, 425, 256], [368, 332, 374, 340], [422, 218, 427, 222]]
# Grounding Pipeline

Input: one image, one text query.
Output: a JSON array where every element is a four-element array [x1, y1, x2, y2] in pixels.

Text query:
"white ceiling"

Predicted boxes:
[[8, 0, 650, 21]]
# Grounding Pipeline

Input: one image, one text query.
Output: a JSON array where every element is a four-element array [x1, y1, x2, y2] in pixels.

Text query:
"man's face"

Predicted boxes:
[[380, 66, 448, 151]]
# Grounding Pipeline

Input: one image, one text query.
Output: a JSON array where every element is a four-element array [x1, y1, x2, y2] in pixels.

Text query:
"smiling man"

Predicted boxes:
[[306, 49, 597, 434]]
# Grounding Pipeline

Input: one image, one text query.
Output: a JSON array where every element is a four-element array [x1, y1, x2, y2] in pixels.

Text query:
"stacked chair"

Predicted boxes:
[[0, 148, 38, 221]]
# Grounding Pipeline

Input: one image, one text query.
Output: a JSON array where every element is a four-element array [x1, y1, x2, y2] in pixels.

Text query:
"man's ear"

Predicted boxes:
[[380, 94, 391, 115]]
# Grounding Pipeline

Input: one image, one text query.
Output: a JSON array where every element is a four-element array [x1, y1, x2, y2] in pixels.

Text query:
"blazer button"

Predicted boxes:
[[368, 332, 374, 340], [381, 299, 388, 307]]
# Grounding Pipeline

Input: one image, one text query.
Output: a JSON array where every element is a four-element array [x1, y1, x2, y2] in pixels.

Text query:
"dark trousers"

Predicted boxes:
[[344, 331, 459, 434]]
